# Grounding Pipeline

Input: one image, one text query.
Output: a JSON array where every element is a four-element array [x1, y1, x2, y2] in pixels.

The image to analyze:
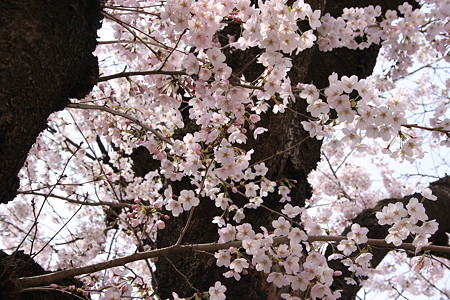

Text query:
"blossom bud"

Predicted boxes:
[[153, 200, 162, 209], [131, 219, 140, 227], [412, 260, 424, 272], [156, 220, 166, 230]]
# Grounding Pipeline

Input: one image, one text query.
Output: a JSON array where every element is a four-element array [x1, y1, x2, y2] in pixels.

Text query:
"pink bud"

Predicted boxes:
[[131, 219, 140, 227], [134, 199, 141, 204], [334, 271, 342, 276], [153, 200, 162, 209], [249, 125, 255, 130], [156, 220, 166, 230], [412, 260, 424, 272], [50, 284, 59, 289]]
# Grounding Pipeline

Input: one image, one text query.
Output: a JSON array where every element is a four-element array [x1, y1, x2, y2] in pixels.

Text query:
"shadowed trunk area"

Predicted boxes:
[[0, 0, 102, 205], [0, 0, 102, 298], [0, 251, 86, 300]]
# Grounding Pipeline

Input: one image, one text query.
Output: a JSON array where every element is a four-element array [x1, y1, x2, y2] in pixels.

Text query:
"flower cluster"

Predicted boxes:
[[376, 188, 439, 249]]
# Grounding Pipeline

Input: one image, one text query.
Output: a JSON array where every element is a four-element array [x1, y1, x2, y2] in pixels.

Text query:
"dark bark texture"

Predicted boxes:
[[0, 251, 85, 300], [0, 0, 102, 204], [153, 0, 424, 299]]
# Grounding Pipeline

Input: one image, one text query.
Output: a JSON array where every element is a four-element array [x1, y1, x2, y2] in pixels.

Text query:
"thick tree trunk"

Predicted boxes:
[[0, 0, 102, 204], [154, 0, 420, 299], [0, 0, 102, 298]]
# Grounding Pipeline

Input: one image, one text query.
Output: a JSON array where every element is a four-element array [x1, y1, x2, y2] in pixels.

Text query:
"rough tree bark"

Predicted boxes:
[[0, 0, 102, 299], [0, 0, 102, 205], [0, 250, 86, 300]]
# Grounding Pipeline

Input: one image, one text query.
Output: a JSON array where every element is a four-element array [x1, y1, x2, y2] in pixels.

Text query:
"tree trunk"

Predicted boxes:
[[0, 0, 102, 298], [0, 0, 102, 204]]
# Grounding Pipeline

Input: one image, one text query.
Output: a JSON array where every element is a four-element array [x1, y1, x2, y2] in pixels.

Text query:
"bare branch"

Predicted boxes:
[[15, 235, 450, 289], [96, 70, 187, 83], [402, 124, 450, 134]]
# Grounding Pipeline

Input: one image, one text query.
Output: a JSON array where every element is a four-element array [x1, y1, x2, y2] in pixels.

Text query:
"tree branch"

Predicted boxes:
[[14, 234, 450, 289], [96, 70, 187, 83]]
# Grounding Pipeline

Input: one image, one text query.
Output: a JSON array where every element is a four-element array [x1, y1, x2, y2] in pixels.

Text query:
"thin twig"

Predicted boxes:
[[97, 70, 187, 83], [32, 203, 84, 259], [66, 103, 173, 145], [17, 191, 133, 208], [402, 124, 450, 134], [321, 151, 354, 201], [164, 256, 199, 293], [176, 208, 195, 246], [249, 135, 310, 169]]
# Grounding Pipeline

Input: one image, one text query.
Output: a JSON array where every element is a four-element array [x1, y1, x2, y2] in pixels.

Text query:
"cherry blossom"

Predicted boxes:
[[208, 281, 227, 300], [4, 1, 449, 299]]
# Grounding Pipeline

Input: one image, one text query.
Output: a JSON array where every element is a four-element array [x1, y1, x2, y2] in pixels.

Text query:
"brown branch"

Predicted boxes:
[[96, 70, 187, 83], [402, 124, 450, 134], [14, 235, 450, 289]]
